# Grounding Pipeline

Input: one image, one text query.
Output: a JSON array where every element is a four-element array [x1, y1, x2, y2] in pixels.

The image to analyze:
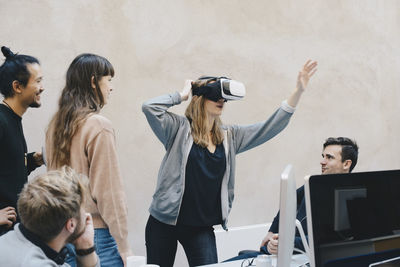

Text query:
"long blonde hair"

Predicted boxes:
[[46, 54, 114, 168], [185, 77, 224, 147]]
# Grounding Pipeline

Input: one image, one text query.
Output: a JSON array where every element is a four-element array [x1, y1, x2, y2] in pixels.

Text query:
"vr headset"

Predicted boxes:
[[192, 76, 246, 102]]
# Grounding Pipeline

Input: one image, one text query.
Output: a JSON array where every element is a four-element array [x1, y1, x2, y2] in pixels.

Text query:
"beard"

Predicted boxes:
[[66, 218, 86, 243], [29, 101, 41, 108]]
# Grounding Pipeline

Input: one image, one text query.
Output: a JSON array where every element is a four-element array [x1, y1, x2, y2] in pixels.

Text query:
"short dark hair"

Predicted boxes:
[[323, 137, 359, 172], [0, 46, 40, 98]]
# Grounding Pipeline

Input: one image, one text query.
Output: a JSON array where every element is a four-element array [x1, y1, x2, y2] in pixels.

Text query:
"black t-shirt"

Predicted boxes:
[[0, 105, 38, 234], [177, 142, 226, 226]]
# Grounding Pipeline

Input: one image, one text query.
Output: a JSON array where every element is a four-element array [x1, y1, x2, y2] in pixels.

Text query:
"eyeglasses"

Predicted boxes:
[[241, 257, 256, 267]]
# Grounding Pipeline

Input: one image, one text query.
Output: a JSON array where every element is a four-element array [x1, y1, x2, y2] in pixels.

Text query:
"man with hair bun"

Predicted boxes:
[[0, 167, 100, 267], [0, 46, 44, 235]]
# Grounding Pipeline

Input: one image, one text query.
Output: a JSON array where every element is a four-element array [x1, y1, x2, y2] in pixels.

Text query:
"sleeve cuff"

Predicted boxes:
[[281, 100, 296, 114], [172, 91, 182, 105]]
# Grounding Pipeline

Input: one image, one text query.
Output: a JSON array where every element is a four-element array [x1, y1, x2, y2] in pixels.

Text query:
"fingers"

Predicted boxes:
[[8, 209, 16, 216], [74, 213, 95, 249], [260, 231, 275, 247], [267, 234, 279, 255], [260, 239, 267, 247], [309, 68, 317, 77], [2, 215, 15, 227], [0, 207, 17, 225], [184, 79, 193, 91], [2, 207, 15, 212], [185, 79, 193, 86], [303, 60, 318, 73], [297, 60, 317, 92], [303, 59, 312, 70], [4, 219, 13, 228], [180, 79, 193, 101], [85, 213, 93, 225], [8, 212, 16, 222], [267, 240, 278, 255]]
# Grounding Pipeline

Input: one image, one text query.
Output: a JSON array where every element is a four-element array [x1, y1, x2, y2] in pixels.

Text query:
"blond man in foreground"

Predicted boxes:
[[0, 167, 100, 267]]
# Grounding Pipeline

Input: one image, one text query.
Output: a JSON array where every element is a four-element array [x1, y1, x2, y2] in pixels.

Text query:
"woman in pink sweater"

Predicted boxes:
[[46, 54, 131, 267]]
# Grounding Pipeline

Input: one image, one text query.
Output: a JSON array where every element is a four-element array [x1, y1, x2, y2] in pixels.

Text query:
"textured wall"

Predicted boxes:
[[1, 0, 399, 265]]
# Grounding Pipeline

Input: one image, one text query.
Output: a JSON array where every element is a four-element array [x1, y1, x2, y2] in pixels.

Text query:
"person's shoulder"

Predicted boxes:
[[84, 114, 113, 131], [296, 185, 305, 197], [221, 124, 234, 132], [0, 106, 8, 123], [0, 230, 57, 267], [21, 249, 61, 266]]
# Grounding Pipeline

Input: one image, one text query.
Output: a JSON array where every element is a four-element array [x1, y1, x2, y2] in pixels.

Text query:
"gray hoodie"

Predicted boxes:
[[142, 92, 295, 229], [0, 224, 100, 267]]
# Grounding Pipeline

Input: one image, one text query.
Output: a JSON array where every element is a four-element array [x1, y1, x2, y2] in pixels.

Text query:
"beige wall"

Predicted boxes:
[[1, 0, 399, 265]]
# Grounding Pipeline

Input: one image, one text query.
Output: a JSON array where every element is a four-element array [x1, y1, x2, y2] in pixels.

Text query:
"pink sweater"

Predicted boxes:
[[46, 114, 131, 261]]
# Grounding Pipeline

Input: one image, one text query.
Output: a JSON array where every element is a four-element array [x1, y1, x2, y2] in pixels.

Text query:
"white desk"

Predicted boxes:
[[201, 254, 309, 267]]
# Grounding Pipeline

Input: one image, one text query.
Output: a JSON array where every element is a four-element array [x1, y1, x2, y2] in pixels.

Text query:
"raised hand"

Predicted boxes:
[[180, 79, 193, 101], [296, 60, 318, 92]]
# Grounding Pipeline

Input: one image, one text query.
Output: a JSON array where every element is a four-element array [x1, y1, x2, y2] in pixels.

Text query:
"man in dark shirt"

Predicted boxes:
[[0, 46, 44, 235], [227, 137, 358, 261], [261, 137, 359, 254]]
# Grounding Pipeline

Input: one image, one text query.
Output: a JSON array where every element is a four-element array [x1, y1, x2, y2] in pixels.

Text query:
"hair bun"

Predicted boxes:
[[1, 46, 15, 59]]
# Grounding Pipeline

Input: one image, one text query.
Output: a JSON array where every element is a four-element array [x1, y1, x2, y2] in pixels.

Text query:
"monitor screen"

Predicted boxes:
[[306, 169, 400, 267]]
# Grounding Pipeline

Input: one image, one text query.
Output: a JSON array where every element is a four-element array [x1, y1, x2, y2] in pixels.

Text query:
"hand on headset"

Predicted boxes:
[[180, 79, 193, 101]]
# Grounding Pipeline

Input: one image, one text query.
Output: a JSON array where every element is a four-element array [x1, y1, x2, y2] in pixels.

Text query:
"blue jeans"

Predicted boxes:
[[65, 228, 123, 267], [145, 215, 218, 267]]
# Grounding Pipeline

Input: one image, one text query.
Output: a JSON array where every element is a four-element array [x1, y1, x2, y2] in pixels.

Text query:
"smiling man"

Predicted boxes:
[[320, 137, 358, 174], [261, 137, 359, 255], [228, 137, 359, 261], [0, 46, 45, 235]]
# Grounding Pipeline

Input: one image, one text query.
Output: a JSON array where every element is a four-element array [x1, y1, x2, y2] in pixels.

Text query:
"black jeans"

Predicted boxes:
[[145, 215, 218, 267]]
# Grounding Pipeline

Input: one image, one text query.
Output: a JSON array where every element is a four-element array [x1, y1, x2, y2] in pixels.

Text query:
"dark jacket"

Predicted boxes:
[[267, 185, 307, 252]]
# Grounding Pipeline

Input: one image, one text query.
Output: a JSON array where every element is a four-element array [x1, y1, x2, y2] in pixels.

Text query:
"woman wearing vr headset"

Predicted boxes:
[[142, 60, 317, 267]]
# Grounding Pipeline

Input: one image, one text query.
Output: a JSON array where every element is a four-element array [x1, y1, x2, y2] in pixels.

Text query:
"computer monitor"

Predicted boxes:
[[277, 164, 297, 267], [305, 169, 400, 267]]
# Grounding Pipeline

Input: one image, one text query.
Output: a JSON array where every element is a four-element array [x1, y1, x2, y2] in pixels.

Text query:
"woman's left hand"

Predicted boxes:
[[296, 60, 318, 92], [180, 79, 193, 101]]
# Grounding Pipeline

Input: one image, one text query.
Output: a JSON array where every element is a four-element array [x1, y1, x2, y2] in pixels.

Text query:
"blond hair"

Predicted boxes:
[[185, 77, 224, 147], [17, 166, 87, 242]]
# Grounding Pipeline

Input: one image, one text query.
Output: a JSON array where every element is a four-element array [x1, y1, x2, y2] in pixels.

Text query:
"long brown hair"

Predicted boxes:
[[185, 77, 224, 147], [47, 53, 114, 168]]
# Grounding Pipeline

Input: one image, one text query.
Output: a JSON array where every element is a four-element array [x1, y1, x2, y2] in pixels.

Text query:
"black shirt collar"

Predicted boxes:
[[19, 223, 68, 265], [0, 103, 22, 120]]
